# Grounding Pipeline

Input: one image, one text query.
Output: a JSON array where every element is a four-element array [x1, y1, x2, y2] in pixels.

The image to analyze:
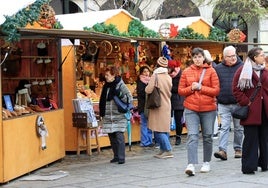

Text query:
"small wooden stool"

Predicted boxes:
[[77, 127, 101, 155], [72, 113, 101, 155]]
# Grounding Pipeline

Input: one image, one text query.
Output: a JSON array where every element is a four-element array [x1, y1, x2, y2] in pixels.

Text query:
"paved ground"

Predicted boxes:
[[2, 132, 268, 188]]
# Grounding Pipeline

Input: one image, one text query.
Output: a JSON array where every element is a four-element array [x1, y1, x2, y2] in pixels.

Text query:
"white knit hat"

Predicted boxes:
[[204, 50, 213, 62]]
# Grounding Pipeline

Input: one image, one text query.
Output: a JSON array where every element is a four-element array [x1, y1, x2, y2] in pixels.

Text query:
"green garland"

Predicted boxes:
[[1, 0, 62, 43], [86, 19, 226, 41]]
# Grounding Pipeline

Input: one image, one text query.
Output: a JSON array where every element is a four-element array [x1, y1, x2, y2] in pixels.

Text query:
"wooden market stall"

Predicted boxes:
[[0, 2, 66, 183], [0, 33, 65, 183], [56, 9, 142, 151]]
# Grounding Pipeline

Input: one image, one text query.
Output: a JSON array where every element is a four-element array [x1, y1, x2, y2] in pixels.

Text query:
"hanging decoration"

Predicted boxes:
[[159, 23, 179, 38], [36, 115, 49, 150], [1, 0, 63, 43], [228, 29, 246, 42]]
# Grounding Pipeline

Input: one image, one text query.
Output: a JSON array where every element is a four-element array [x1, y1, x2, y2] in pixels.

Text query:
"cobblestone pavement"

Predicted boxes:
[[2, 133, 268, 188]]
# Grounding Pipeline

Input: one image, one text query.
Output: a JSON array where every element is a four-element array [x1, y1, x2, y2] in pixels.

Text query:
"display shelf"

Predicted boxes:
[[2, 77, 54, 80], [21, 56, 54, 59]]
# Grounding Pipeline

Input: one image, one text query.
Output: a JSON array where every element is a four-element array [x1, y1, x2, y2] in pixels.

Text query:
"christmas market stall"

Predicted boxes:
[[0, 0, 65, 183], [56, 9, 140, 151]]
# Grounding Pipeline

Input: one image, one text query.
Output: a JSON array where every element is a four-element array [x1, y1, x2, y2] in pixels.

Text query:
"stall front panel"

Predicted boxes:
[[2, 110, 64, 182]]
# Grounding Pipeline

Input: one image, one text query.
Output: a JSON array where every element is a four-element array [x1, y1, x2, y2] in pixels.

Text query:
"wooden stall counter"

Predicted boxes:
[[0, 110, 65, 183]]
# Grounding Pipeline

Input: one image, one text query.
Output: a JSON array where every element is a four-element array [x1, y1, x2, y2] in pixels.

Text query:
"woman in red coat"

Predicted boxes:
[[179, 47, 220, 176], [232, 47, 268, 174]]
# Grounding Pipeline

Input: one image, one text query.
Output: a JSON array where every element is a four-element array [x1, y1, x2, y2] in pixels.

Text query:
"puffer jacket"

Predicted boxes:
[[100, 79, 133, 134], [178, 63, 220, 112]]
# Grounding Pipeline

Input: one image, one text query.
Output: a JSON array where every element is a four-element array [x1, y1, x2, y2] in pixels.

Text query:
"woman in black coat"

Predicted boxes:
[[136, 66, 154, 147], [168, 60, 185, 145]]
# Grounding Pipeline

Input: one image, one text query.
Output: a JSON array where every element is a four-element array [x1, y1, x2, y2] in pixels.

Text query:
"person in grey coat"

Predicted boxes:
[[99, 66, 133, 164]]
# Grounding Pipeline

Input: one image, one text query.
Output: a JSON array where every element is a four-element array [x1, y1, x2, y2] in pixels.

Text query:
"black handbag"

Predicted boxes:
[[232, 72, 262, 119], [146, 74, 161, 109], [232, 105, 249, 119]]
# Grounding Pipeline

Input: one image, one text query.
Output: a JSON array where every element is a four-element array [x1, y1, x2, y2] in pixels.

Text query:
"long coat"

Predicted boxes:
[[232, 67, 268, 126], [136, 78, 147, 113], [100, 78, 133, 133], [145, 69, 172, 132], [171, 70, 184, 111]]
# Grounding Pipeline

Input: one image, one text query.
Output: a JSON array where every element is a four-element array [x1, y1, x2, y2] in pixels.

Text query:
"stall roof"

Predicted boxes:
[[55, 9, 138, 30], [17, 28, 131, 42], [129, 37, 268, 47], [130, 37, 217, 43]]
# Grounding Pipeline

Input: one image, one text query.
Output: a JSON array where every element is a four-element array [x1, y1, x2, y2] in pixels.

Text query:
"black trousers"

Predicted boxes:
[[242, 109, 268, 173], [174, 110, 184, 138], [108, 132, 125, 162]]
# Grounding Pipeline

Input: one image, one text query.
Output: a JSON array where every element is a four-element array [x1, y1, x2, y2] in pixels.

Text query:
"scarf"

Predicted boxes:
[[153, 67, 168, 74], [237, 57, 265, 90], [99, 76, 121, 117], [169, 67, 180, 78], [139, 75, 150, 84]]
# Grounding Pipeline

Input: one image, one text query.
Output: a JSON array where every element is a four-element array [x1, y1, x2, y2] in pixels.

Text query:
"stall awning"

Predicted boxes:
[[130, 37, 268, 46], [130, 37, 218, 44], [17, 28, 131, 42]]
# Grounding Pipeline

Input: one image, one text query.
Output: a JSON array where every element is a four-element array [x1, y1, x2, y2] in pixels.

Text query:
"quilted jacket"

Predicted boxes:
[[178, 63, 220, 112]]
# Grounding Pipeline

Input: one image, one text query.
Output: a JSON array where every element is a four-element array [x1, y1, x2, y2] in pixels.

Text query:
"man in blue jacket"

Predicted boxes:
[[214, 46, 244, 160]]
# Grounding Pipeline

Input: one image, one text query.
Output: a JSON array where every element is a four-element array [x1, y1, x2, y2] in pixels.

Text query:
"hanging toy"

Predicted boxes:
[[162, 44, 172, 60], [36, 115, 49, 150]]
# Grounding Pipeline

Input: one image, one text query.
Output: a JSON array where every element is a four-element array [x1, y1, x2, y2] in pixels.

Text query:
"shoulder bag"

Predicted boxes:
[[146, 74, 161, 109], [113, 82, 134, 113], [232, 71, 262, 119], [113, 95, 133, 113]]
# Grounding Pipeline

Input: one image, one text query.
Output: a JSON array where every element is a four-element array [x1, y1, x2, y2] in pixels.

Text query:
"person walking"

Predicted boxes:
[[178, 47, 220, 176], [214, 46, 244, 161], [99, 66, 133, 164], [145, 56, 173, 159], [136, 65, 154, 147], [232, 47, 268, 174], [168, 59, 184, 145], [203, 50, 220, 139]]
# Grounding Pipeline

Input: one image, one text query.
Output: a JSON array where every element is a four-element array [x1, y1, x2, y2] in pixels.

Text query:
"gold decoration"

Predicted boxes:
[[228, 29, 245, 43], [37, 4, 56, 29]]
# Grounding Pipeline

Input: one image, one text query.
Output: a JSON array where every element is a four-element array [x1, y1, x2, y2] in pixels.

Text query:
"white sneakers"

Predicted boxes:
[[200, 162, 210, 173], [185, 162, 210, 176], [185, 164, 195, 176]]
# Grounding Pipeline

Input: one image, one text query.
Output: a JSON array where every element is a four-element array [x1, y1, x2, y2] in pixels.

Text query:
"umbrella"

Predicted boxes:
[[125, 110, 132, 151]]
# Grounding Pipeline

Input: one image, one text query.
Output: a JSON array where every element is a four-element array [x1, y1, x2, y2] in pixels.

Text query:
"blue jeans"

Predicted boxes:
[[154, 132, 172, 152], [217, 103, 244, 152], [140, 113, 153, 146], [184, 108, 216, 164]]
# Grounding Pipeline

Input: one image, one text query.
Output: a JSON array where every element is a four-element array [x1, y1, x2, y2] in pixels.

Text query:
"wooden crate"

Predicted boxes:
[[72, 113, 92, 128]]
